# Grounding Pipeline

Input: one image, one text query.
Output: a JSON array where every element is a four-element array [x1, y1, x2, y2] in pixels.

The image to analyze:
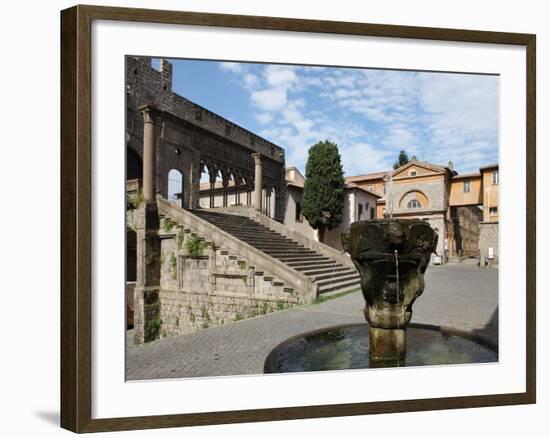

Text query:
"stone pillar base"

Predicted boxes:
[[369, 326, 406, 367], [133, 286, 161, 344]]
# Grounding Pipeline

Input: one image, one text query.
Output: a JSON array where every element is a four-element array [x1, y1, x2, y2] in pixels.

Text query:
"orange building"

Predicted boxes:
[[346, 159, 499, 266]]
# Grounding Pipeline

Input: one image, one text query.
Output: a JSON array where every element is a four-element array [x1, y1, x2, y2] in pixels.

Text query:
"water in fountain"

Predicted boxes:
[[264, 219, 498, 374], [264, 324, 497, 373]]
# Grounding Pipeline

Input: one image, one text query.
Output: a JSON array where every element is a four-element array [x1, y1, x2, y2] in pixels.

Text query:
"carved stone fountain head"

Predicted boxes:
[[342, 219, 438, 364]]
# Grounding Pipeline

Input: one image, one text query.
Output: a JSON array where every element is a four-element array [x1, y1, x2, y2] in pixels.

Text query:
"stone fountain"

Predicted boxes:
[[264, 219, 497, 373], [341, 219, 437, 367]]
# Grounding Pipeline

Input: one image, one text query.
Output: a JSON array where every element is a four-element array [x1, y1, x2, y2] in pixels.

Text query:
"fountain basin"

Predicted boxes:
[[264, 323, 497, 373]]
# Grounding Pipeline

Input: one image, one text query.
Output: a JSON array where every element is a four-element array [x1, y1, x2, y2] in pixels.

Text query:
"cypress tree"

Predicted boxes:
[[302, 140, 345, 243], [393, 150, 410, 169]]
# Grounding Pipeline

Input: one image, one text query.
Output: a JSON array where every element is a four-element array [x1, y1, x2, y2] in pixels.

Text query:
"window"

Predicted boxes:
[[492, 170, 499, 185], [407, 199, 421, 209], [410, 170, 417, 176], [489, 207, 498, 216], [383, 185, 386, 195], [463, 180, 471, 193], [358, 203, 364, 220], [295, 202, 303, 223], [370, 207, 375, 219]]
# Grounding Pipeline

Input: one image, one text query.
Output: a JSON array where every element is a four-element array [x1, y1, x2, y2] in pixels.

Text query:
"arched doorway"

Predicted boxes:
[[127, 148, 142, 180], [126, 227, 137, 329], [168, 169, 184, 207]]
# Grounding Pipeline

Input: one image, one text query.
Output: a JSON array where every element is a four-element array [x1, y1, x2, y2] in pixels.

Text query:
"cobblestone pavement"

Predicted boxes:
[[126, 265, 498, 380]]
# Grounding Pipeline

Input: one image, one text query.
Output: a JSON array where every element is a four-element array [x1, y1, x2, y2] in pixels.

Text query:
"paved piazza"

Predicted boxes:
[[126, 265, 498, 380]]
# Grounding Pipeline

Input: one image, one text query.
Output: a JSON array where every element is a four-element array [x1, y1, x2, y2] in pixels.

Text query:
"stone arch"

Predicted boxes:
[[127, 148, 142, 180], [126, 226, 137, 282], [244, 176, 254, 206], [167, 169, 184, 206], [231, 170, 245, 206], [399, 189, 429, 209], [263, 183, 276, 218]]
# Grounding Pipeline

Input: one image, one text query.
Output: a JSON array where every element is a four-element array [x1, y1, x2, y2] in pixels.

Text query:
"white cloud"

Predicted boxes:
[[255, 113, 273, 125], [219, 62, 243, 74], [251, 88, 287, 111], [217, 60, 498, 174], [242, 73, 260, 90], [335, 88, 361, 99], [340, 142, 394, 176], [265, 65, 298, 88]]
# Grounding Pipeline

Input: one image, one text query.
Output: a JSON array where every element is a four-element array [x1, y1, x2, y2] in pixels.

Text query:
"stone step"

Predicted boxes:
[[461, 258, 479, 265], [239, 238, 299, 245], [312, 270, 358, 282], [289, 260, 339, 269], [300, 266, 349, 276], [252, 245, 305, 252], [220, 230, 283, 239], [190, 209, 357, 297], [275, 255, 329, 263], [263, 249, 317, 256], [315, 272, 360, 286], [318, 278, 361, 295]]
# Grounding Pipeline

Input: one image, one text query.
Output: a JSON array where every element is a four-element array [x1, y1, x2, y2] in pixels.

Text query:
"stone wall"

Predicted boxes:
[[450, 206, 483, 257], [132, 211, 310, 343], [392, 178, 447, 214], [479, 222, 499, 268]]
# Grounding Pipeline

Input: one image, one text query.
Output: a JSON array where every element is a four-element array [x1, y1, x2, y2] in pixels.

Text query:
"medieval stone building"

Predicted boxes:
[[125, 57, 360, 343]]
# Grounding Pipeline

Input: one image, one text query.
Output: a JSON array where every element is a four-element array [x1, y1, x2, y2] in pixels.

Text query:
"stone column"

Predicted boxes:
[[208, 167, 217, 208], [134, 105, 162, 345], [252, 153, 263, 212], [141, 107, 156, 203], [221, 170, 230, 207]]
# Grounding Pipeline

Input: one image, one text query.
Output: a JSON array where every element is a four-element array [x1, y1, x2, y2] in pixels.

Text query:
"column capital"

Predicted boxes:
[[139, 105, 162, 124], [252, 152, 262, 164]]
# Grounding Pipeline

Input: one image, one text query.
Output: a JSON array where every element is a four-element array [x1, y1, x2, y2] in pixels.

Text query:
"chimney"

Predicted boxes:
[[159, 59, 173, 92], [448, 161, 454, 170], [411, 155, 417, 161]]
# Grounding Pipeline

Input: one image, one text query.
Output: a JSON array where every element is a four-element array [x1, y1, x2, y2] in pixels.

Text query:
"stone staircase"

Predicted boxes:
[[191, 209, 360, 295], [447, 255, 480, 265]]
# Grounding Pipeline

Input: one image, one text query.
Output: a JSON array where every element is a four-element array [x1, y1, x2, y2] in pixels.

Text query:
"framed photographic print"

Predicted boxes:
[[60, 4, 536, 433]]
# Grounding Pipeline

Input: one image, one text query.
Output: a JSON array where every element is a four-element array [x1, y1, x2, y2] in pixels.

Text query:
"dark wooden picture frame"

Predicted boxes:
[[60, 4, 536, 433]]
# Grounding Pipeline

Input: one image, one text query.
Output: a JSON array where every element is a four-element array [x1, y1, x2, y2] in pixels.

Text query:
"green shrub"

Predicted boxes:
[[185, 235, 207, 257], [163, 218, 174, 232], [127, 191, 144, 209]]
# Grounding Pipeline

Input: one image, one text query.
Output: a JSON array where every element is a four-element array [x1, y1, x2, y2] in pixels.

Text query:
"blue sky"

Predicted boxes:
[[154, 58, 499, 177]]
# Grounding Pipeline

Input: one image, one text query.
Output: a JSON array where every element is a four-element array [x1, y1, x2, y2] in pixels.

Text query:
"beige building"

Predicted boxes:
[[284, 167, 380, 250], [284, 167, 317, 240], [324, 182, 380, 250]]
